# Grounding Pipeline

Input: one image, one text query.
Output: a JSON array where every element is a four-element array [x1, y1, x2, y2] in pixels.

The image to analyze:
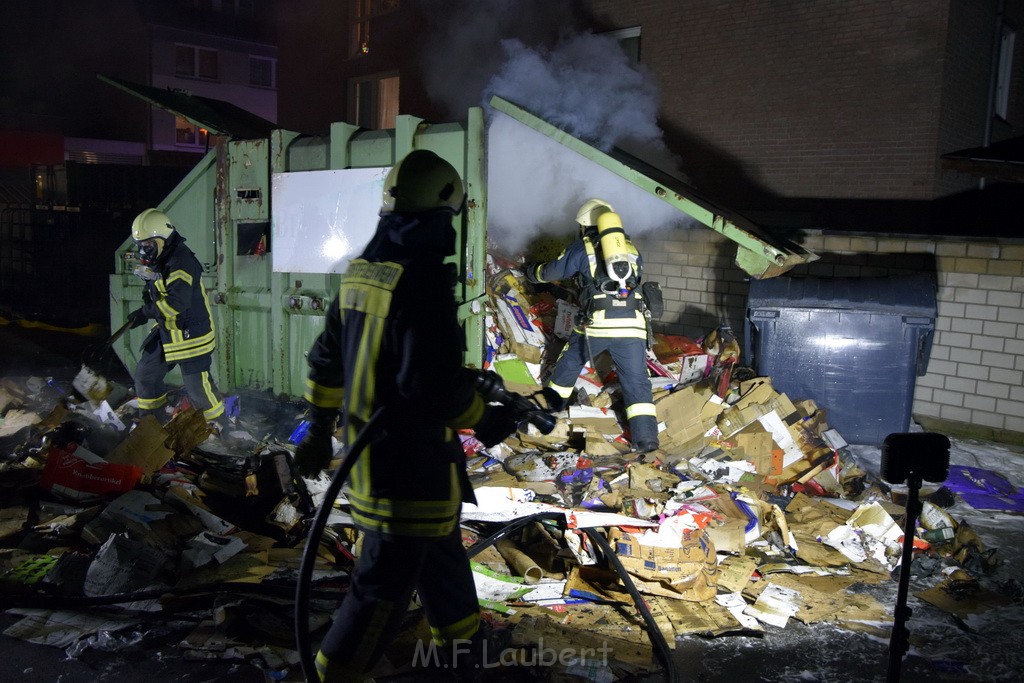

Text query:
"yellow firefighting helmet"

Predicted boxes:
[[380, 150, 465, 215], [575, 198, 614, 228], [132, 208, 175, 263], [131, 208, 175, 242]]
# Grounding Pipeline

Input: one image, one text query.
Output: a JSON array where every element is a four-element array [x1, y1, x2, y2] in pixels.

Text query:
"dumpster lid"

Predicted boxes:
[[489, 95, 818, 279], [747, 275, 937, 316], [98, 75, 276, 140]]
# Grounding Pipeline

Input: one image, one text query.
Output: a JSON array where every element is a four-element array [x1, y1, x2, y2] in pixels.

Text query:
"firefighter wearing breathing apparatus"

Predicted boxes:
[[526, 199, 660, 454], [125, 208, 224, 425], [293, 150, 518, 681]]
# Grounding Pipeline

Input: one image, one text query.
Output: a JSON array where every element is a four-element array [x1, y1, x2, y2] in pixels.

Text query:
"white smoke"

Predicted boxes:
[[414, 0, 695, 255], [483, 33, 691, 254]]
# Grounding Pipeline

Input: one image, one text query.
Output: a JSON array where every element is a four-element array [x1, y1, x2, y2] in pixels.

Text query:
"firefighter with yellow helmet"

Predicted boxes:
[[526, 198, 660, 454], [126, 208, 225, 426], [293, 150, 517, 680]]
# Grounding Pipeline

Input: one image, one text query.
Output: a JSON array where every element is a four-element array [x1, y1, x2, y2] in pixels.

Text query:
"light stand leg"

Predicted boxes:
[[886, 473, 922, 683]]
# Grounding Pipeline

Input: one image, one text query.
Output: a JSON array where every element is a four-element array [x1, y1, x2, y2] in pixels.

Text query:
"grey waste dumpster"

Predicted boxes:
[[745, 274, 937, 446]]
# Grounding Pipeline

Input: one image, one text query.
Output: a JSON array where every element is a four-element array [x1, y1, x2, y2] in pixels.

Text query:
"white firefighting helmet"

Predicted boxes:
[[575, 198, 614, 228], [380, 150, 465, 215]]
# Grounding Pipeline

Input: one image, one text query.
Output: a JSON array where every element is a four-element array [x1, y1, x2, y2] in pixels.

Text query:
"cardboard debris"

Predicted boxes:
[[0, 260, 1015, 683], [611, 527, 718, 602]]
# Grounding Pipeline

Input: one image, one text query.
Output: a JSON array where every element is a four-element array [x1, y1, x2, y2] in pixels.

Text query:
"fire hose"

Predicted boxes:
[[292, 370, 674, 682]]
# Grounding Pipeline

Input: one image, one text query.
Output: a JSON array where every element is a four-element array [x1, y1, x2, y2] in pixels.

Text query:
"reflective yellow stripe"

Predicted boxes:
[[137, 393, 168, 410], [198, 371, 224, 420], [349, 512, 458, 537], [431, 611, 480, 644], [341, 260, 402, 499], [164, 341, 215, 361], [548, 383, 574, 398], [449, 393, 484, 429], [346, 488, 462, 518], [166, 269, 193, 286], [164, 332, 216, 361], [305, 378, 344, 409], [164, 330, 216, 353], [625, 402, 656, 419]]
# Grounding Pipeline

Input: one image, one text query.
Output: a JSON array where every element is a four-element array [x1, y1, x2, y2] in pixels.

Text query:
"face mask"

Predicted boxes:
[[137, 239, 161, 264]]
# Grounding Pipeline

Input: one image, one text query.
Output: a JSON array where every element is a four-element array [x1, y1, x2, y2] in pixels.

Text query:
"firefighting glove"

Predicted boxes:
[[474, 403, 521, 448], [126, 308, 148, 329], [292, 409, 337, 478]]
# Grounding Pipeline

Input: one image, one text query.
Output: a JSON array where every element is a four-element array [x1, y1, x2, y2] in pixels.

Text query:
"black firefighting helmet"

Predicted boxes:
[[380, 150, 465, 215]]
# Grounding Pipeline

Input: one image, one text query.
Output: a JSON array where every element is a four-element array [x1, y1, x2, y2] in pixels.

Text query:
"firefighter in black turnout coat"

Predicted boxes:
[[293, 150, 518, 681], [126, 209, 224, 424], [526, 199, 659, 454]]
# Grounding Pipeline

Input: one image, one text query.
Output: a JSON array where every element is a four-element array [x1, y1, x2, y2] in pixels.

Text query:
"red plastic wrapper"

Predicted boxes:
[[39, 443, 143, 501]]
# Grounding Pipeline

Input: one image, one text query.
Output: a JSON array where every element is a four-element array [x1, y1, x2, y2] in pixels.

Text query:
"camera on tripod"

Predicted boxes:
[[881, 432, 951, 486]]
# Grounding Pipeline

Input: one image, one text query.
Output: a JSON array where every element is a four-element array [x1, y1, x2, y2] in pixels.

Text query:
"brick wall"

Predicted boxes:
[[588, 0, 961, 202], [633, 228, 1024, 443]]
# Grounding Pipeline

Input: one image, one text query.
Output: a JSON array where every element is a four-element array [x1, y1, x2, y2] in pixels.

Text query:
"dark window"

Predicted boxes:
[[176, 44, 218, 80], [249, 56, 275, 87], [197, 49, 218, 79], [175, 45, 196, 76]]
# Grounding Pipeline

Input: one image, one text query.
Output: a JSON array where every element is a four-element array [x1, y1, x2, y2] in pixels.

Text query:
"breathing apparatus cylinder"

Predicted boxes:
[[596, 211, 637, 297]]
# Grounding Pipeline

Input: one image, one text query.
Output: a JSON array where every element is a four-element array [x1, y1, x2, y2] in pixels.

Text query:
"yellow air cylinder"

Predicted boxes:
[[596, 211, 636, 293]]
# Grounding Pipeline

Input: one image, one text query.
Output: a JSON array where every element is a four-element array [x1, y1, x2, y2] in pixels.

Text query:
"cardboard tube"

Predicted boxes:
[[496, 538, 544, 584]]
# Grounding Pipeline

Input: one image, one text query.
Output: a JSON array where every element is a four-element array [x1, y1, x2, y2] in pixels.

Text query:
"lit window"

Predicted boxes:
[[175, 44, 219, 80], [250, 56, 275, 88], [176, 116, 209, 147], [348, 0, 400, 57], [351, 74, 399, 129]]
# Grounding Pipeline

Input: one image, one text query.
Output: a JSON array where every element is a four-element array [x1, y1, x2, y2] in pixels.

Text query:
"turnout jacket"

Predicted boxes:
[[303, 212, 486, 538], [528, 230, 648, 340], [139, 233, 216, 363]]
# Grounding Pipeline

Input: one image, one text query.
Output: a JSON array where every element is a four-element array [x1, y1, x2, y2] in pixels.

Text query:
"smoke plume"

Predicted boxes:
[[416, 0, 693, 255]]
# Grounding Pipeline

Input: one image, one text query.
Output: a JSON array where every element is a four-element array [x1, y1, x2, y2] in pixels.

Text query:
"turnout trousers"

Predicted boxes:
[[315, 523, 481, 681], [134, 341, 224, 422], [548, 333, 658, 446]]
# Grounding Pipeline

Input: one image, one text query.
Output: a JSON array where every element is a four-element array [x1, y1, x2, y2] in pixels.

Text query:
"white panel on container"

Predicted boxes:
[[272, 167, 390, 274]]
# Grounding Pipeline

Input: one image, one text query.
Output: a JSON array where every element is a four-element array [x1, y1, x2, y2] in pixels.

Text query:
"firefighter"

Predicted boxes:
[[525, 199, 660, 454], [125, 208, 225, 426], [292, 150, 518, 681]]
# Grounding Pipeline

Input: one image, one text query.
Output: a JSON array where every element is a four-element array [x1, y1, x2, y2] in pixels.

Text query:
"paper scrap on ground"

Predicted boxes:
[[462, 487, 655, 528], [744, 582, 801, 628]]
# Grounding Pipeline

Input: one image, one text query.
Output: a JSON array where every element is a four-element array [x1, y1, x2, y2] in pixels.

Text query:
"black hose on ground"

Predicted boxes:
[[583, 528, 676, 683], [467, 512, 674, 682], [294, 408, 385, 683]]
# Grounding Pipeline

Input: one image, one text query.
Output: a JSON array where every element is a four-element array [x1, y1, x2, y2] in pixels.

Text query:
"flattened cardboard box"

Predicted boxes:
[[612, 528, 718, 601], [655, 383, 725, 444]]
